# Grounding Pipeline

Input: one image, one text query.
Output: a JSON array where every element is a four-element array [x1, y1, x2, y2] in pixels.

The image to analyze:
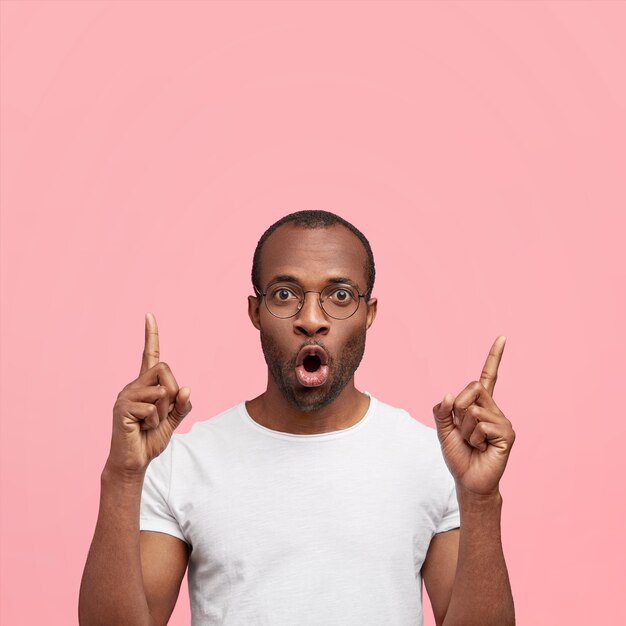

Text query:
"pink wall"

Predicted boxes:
[[1, 1, 624, 624]]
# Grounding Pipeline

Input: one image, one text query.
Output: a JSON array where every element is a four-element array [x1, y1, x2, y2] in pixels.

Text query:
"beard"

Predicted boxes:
[[260, 328, 367, 412]]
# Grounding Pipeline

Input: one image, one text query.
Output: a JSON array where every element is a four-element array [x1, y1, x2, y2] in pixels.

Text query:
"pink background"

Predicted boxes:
[[1, 1, 625, 624]]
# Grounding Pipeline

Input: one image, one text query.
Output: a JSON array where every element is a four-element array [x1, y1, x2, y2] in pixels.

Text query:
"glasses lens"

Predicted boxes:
[[265, 283, 304, 318], [263, 282, 361, 319], [320, 284, 360, 319]]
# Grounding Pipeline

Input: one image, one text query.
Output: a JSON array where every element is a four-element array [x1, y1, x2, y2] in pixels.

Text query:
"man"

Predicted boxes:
[[79, 210, 515, 625]]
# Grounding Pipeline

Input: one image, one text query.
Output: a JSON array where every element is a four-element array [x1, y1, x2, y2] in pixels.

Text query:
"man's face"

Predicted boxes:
[[248, 224, 377, 412]]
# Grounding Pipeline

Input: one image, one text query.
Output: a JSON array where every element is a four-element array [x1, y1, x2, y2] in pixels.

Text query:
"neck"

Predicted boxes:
[[246, 378, 370, 435]]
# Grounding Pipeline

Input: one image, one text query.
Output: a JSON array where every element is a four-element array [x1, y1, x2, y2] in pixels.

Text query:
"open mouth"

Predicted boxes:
[[295, 345, 329, 387], [303, 354, 322, 372]]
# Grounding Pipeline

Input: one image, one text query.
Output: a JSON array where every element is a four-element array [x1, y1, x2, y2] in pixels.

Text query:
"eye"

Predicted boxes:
[[269, 286, 300, 302], [327, 287, 356, 305]]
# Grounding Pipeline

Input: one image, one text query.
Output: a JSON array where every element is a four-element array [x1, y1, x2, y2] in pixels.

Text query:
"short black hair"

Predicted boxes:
[[252, 210, 376, 299]]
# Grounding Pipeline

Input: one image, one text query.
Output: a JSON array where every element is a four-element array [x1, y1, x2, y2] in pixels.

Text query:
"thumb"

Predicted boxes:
[[433, 393, 455, 440], [167, 386, 192, 429]]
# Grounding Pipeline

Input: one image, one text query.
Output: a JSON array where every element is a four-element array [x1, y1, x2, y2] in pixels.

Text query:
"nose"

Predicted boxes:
[[293, 291, 329, 337]]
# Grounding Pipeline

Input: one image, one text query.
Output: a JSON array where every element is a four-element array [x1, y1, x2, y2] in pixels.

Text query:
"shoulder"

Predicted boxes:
[[150, 403, 246, 469], [173, 402, 244, 445], [371, 396, 439, 443], [369, 396, 448, 469]]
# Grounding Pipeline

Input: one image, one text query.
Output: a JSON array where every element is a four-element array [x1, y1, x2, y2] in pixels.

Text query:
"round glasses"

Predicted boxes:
[[256, 281, 366, 320]]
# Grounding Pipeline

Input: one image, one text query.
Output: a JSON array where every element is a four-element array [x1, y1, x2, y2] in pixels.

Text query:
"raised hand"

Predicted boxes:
[[433, 336, 515, 496], [107, 313, 192, 476]]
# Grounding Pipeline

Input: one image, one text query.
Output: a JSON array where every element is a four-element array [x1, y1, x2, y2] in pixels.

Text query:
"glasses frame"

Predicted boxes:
[[254, 282, 367, 320]]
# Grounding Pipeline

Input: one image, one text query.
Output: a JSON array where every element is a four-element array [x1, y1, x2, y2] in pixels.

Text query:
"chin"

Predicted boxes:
[[281, 379, 347, 413], [260, 327, 366, 413]]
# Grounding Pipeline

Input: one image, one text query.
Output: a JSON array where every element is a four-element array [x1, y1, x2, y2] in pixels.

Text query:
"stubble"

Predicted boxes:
[[260, 329, 367, 412]]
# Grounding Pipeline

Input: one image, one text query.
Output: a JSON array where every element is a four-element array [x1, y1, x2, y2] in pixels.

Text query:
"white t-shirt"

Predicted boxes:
[[140, 394, 460, 626]]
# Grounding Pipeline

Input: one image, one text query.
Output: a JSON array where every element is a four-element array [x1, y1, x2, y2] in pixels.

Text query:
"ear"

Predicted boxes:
[[248, 295, 262, 330], [365, 297, 377, 330]]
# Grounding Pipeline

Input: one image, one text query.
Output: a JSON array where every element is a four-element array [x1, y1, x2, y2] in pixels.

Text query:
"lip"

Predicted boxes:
[[295, 345, 329, 367]]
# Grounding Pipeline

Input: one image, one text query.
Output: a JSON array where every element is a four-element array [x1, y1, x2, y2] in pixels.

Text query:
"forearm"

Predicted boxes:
[[78, 465, 156, 626], [442, 486, 515, 626]]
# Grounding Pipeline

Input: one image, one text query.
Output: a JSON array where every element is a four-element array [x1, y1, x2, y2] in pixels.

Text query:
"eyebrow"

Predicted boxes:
[[269, 275, 299, 284], [326, 276, 360, 289], [267, 275, 361, 289]]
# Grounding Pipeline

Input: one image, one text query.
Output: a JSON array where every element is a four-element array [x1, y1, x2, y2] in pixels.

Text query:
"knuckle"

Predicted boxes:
[[118, 384, 132, 398], [471, 380, 483, 392], [469, 430, 481, 444], [158, 361, 170, 372], [467, 405, 480, 419], [480, 370, 495, 381]]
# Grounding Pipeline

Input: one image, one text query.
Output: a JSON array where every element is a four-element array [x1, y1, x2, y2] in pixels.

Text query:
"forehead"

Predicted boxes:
[[259, 224, 368, 288]]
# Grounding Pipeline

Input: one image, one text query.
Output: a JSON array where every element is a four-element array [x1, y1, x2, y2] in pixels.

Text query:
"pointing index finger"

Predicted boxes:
[[479, 335, 506, 396], [140, 312, 160, 375]]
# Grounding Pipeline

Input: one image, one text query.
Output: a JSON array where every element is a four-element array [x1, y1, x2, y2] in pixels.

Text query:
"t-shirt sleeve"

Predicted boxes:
[[140, 441, 188, 543], [436, 475, 460, 533]]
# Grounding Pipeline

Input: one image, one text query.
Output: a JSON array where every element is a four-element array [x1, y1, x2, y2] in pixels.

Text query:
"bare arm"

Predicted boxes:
[[79, 466, 189, 626], [429, 337, 516, 625], [140, 530, 189, 625], [79, 314, 192, 625], [421, 529, 459, 626], [442, 488, 513, 626], [422, 491, 514, 626]]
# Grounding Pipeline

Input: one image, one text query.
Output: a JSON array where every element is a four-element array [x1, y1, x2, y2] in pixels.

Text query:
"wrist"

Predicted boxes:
[[102, 461, 146, 487], [455, 483, 503, 512]]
